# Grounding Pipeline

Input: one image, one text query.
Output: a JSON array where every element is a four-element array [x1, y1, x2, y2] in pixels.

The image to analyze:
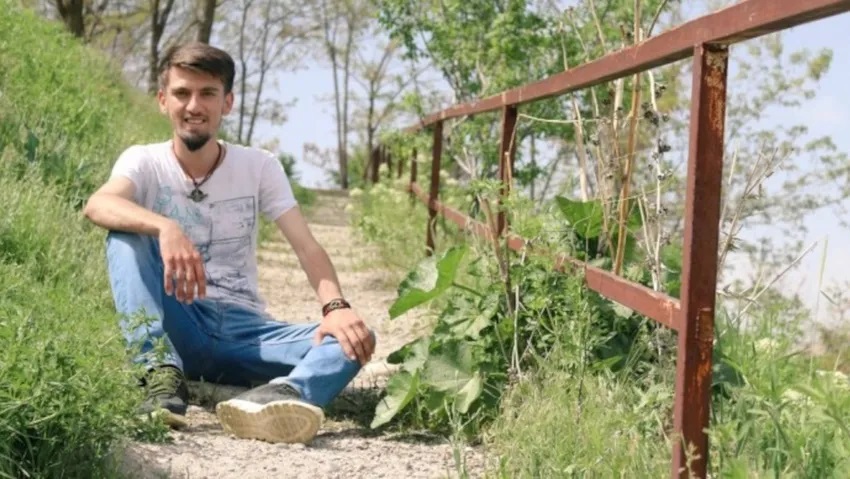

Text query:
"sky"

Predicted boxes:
[[248, 4, 850, 325]]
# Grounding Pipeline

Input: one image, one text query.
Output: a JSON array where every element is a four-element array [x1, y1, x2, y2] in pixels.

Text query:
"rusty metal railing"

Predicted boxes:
[[378, 1, 850, 477]]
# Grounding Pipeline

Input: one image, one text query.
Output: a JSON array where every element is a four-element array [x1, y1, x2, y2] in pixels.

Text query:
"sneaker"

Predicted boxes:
[[215, 382, 324, 444], [139, 365, 189, 428]]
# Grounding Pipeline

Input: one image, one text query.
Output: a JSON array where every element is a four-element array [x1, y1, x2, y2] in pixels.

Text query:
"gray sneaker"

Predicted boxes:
[[139, 366, 189, 429], [215, 382, 324, 444]]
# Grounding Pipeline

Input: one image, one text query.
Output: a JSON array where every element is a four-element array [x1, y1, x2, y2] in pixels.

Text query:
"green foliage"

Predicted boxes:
[[487, 297, 850, 477], [388, 245, 467, 319], [0, 4, 171, 477], [0, 2, 170, 209], [278, 152, 316, 207], [349, 179, 442, 274], [0, 167, 165, 478], [360, 1, 850, 477], [371, 225, 667, 435], [352, 160, 850, 478]]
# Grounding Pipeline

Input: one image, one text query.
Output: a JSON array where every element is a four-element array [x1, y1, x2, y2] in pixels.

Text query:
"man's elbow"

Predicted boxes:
[[82, 193, 105, 224]]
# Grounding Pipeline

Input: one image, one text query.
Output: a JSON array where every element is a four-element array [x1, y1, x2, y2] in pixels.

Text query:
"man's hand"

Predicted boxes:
[[314, 309, 375, 365], [159, 221, 206, 303]]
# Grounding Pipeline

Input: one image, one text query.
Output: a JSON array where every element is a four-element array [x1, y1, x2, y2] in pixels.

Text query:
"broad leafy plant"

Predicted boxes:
[[370, 193, 681, 434]]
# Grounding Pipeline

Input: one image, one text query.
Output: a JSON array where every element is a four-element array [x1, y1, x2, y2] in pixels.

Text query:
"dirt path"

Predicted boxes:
[[120, 191, 487, 479]]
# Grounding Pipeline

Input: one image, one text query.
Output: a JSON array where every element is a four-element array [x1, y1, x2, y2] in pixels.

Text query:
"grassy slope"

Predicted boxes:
[[0, 3, 174, 478], [0, 4, 320, 477]]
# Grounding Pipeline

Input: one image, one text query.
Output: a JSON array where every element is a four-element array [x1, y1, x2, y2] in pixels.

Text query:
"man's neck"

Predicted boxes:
[[172, 136, 221, 178]]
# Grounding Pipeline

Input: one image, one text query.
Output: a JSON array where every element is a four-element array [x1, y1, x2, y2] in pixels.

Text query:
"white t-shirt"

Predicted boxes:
[[110, 140, 298, 312]]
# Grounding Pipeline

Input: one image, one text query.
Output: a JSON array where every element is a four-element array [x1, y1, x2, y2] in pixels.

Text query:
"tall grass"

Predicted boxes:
[[488, 299, 850, 477], [0, 3, 173, 477]]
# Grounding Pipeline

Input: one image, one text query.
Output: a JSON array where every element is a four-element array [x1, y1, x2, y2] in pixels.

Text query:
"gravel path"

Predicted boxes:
[[119, 191, 488, 479]]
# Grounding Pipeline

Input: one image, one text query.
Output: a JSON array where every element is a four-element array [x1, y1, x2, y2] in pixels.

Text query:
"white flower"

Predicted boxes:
[[755, 338, 779, 355], [781, 389, 811, 406], [344, 204, 355, 213], [349, 188, 363, 198], [816, 370, 850, 389]]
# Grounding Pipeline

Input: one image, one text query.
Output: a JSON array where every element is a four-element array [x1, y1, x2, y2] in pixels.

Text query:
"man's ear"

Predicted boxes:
[[223, 91, 234, 115], [157, 89, 167, 114]]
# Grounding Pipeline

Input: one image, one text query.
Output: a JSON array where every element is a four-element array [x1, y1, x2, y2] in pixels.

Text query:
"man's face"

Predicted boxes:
[[158, 66, 233, 152]]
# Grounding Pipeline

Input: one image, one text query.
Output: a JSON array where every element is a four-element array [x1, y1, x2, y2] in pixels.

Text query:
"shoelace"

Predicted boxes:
[[146, 368, 183, 396]]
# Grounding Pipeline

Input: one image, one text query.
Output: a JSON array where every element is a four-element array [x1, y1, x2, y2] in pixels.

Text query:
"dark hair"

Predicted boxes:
[[158, 42, 236, 93]]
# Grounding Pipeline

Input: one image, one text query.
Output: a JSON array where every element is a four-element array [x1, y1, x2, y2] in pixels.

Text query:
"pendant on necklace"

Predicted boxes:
[[188, 187, 207, 203]]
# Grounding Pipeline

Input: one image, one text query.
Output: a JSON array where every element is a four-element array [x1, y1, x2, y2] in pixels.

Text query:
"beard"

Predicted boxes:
[[178, 131, 211, 152]]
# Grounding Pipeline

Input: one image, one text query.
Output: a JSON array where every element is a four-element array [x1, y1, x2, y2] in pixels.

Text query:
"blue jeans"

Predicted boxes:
[[105, 231, 367, 408]]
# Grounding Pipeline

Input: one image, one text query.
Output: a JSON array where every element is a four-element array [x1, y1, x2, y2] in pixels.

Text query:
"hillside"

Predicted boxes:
[[0, 2, 179, 478]]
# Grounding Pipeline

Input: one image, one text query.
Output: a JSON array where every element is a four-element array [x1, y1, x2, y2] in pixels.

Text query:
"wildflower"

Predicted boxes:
[[755, 338, 779, 355]]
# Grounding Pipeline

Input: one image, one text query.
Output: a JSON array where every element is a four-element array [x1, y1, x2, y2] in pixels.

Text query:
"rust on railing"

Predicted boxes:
[[386, 1, 850, 478], [496, 105, 518, 237], [671, 42, 730, 477], [425, 121, 443, 255]]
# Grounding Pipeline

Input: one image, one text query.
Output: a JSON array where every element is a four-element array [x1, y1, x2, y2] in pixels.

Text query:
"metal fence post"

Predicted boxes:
[[497, 105, 518, 237], [426, 121, 443, 255], [671, 43, 729, 479]]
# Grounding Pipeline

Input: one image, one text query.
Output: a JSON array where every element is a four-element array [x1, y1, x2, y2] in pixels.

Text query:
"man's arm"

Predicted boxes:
[[273, 206, 345, 304], [83, 177, 175, 235], [83, 177, 207, 303], [275, 206, 375, 364]]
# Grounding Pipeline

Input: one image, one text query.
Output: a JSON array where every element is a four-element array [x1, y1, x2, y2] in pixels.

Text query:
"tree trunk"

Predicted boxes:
[[56, 0, 85, 39], [148, 0, 175, 95], [196, 0, 216, 43]]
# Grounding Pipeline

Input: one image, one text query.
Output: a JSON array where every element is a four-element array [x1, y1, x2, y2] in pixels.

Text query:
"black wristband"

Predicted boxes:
[[322, 298, 351, 317]]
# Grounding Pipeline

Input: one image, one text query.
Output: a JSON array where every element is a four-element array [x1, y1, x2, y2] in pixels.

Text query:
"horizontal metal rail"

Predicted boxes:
[[409, 183, 682, 329], [404, 0, 850, 132]]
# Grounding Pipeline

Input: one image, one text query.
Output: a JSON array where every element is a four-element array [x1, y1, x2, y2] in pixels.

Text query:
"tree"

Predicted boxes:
[[147, 0, 176, 94], [53, 0, 85, 38], [218, 0, 314, 145], [195, 0, 217, 43], [313, 0, 374, 189], [351, 36, 424, 183]]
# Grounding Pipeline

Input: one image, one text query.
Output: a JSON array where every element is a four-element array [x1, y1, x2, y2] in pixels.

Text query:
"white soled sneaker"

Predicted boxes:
[[215, 382, 324, 444]]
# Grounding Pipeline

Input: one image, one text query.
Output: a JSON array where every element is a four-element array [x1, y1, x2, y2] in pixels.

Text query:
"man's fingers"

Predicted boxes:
[[163, 259, 175, 296], [362, 324, 376, 356], [339, 328, 360, 362], [352, 323, 373, 364], [174, 267, 187, 302], [346, 325, 369, 364], [184, 264, 195, 302], [193, 259, 206, 299]]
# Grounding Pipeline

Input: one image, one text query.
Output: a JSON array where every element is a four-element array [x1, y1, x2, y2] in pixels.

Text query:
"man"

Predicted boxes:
[[83, 42, 376, 445]]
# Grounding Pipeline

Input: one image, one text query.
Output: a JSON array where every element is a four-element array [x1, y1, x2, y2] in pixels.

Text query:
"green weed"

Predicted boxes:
[[351, 173, 850, 477]]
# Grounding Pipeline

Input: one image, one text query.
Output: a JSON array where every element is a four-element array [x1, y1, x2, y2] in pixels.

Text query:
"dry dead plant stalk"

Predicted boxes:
[[557, 17, 591, 201], [613, 0, 642, 276]]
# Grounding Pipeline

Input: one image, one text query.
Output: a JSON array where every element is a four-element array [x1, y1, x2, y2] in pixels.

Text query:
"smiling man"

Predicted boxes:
[[83, 42, 375, 444]]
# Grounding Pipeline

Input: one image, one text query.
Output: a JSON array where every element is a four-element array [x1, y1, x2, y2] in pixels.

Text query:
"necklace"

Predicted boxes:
[[173, 142, 225, 202]]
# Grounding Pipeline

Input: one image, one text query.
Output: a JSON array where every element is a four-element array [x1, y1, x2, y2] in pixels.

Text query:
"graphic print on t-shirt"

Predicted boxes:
[[206, 196, 256, 298], [153, 186, 258, 303]]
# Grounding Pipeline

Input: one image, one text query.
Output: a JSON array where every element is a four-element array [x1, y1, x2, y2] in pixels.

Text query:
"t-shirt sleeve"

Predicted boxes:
[[258, 150, 299, 221], [109, 145, 150, 204]]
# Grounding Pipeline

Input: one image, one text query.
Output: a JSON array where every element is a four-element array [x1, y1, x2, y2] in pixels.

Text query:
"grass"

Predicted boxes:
[[0, 3, 312, 477], [350, 171, 850, 478], [0, 3, 176, 477]]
